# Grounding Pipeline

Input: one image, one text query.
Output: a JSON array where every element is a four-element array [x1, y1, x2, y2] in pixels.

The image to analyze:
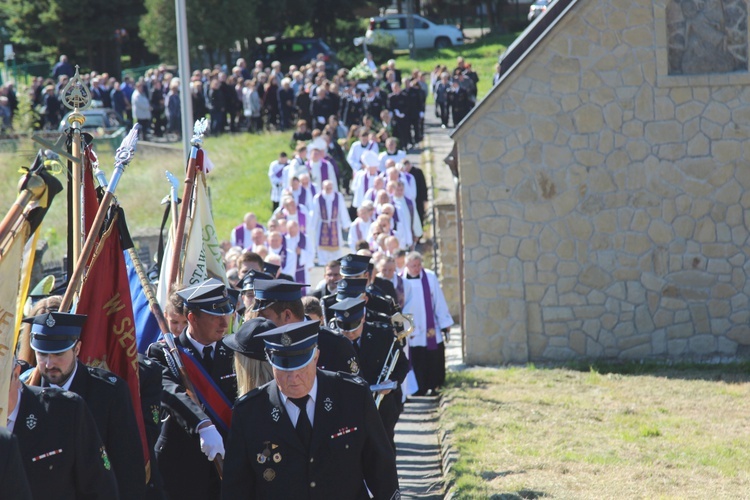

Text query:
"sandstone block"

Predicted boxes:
[[580, 265, 612, 290], [645, 121, 681, 144], [694, 218, 716, 243], [667, 323, 694, 339], [648, 219, 674, 246], [542, 306, 574, 322], [524, 95, 562, 116], [689, 335, 717, 355]]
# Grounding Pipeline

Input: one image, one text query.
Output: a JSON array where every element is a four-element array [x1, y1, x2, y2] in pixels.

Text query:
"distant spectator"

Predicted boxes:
[[131, 82, 151, 140], [52, 55, 75, 80]]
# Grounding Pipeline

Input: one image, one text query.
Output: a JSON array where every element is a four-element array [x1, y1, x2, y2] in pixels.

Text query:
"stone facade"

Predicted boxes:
[[452, 0, 750, 364]]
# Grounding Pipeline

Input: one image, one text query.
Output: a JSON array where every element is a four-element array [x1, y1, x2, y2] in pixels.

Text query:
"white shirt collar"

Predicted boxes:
[[52, 361, 79, 391], [279, 375, 318, 426], [6, 387, 22, 432], [186, 331, 217, 356]]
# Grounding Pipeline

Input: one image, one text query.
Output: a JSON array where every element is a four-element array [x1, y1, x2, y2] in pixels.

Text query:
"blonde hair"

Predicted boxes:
[[234, 355, 274, 398]]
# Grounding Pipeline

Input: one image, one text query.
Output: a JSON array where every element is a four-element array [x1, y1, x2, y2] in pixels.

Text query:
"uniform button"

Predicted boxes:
[[310, 481, 316, 488], [345, 444, 349, 449], [309, 457, 314, 463]]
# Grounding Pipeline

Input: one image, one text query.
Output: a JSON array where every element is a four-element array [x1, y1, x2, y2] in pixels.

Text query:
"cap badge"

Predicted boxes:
[[345, 255, 351, 261], [45, 315, 56, 328], [26, 414, 37, 430], [271, 407, 280, 422], [324, 397, 333, 412], [344, 311, 350, 318], [281, 333, 292, 347], [340, 281, 348, 289]]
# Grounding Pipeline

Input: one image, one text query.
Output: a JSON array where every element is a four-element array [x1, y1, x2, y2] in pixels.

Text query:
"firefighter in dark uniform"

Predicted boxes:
[[329, 298, 409, 451], [221, 320, 400, 499], [139, 353, 167, 500], [26, 312, 146, 499], [405, 78, 425, 147], [0, 427, 31, 500], [8, 352, 118, 499], [147, 278, 237, 500], [338, 254, 399, 317], [253, 279, 360, 375]]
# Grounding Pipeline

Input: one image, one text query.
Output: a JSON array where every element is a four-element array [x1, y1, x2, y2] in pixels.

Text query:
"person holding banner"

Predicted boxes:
[[147, 278, 237, 500]]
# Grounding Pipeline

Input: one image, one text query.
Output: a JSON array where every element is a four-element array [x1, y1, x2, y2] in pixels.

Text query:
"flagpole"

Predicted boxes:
[[0, 157, 47, 254], [60, 124, 140, 312], [126, 238, 224, 478], [61, 67, 91, 267], [175, 0, 194, 161], [168, 118, 207, 293]]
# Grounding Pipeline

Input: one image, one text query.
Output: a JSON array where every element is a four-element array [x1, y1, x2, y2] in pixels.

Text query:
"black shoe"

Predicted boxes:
[[412, 390, 427, 397]]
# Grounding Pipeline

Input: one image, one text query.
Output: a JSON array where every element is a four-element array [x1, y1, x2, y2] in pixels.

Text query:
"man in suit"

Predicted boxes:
[[0, 426, 31, 499], [147, 278, 237, 500], [26, 311, 146, 499], [310, 260, 342, 300], [7, 359, 118, 499], [253, 279, 360, 375], [221, 320, 400, 499]]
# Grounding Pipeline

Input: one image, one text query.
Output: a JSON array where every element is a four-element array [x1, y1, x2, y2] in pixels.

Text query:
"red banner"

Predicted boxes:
[[76, 211, 150, 472]]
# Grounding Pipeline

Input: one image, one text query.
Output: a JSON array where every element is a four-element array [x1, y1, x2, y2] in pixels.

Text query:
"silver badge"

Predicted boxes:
[[340, 281, 348, 289], [26, 414, 37, 430], [109, 376, 117, 383], [280, 334, 292, 347], [271, 407, 280, 422], [324, 397, 333, 412], [45, 315, 56, 328], [344, 311, 350, 318]]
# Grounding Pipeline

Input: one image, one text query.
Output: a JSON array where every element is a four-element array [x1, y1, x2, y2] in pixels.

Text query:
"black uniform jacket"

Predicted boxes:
[[13, 384, 119, 500], [222, 370, 400, 500], [0, 427, 31, 500], [57, 361, 146, 499], [147, 331, 236, 500], [317, 326, 360, 375], [139, 354, 167, 500]]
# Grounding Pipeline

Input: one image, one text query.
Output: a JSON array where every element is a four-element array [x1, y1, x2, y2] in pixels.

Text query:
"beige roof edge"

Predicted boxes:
[[450, 0, 582, 141]]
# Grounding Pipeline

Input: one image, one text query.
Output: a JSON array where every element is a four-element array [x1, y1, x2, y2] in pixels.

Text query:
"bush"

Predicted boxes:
[[13, 86, 42, 133]]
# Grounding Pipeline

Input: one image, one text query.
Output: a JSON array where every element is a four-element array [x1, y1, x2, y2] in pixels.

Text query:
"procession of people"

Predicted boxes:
[[0, 50, 460, 499]]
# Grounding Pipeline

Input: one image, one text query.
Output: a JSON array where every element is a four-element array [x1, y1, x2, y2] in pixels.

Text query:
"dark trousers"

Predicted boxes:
[[438, 102, 450, 127], [410, 342, 445, 393], [137, 119, 150, 140]]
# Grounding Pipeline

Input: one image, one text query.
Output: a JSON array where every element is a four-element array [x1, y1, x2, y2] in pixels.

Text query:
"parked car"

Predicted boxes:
[[366, 14, 464, 50], [528, 0, 551, 22], [58, 108, 126, 136], [250, 37, 342, 74]]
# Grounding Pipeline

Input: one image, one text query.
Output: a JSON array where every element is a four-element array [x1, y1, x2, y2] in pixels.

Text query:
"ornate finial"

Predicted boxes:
[[61, 66, 92, 122], [190, 118, 208, 148], [106, 124, 140, 194]]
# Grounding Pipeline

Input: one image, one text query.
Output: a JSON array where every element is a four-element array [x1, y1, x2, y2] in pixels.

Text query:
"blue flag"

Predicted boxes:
[[124, 251, 162, 353]]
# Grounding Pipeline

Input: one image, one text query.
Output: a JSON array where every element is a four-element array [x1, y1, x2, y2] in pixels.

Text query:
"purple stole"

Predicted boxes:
[[355, 222, 363, 242], [325, 155, 341, 179], [295, 233, 307, 282], [395, 275, 405, 308], [276, 239, 288, 270], [317, 193, 340, 250], [417, 272, 438, 350], [299, 185, 316, 207], [233, 224, 245, 248], [273, 162, 285, 179], [284, 208, 307, 235], [365, 188, 377, 202]]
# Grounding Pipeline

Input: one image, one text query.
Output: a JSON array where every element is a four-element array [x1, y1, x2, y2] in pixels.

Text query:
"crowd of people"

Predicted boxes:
[[4, 51, 480, 141], [4, 53, 460, 499]]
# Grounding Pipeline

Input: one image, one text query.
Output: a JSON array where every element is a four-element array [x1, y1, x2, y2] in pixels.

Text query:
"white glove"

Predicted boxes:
[[419, 112, 424, 119], [317, 116, 325, 124], [395, 110, 404, 118], [198, 424, 225, 460]]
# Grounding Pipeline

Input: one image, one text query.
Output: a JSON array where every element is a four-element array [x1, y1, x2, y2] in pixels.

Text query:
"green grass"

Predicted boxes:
[[0, 130, 289, 263], [442, 365, 750, 499], [394, 32, 520, 99]]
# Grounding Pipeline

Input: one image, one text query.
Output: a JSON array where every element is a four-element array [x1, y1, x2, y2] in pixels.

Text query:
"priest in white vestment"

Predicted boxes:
[[312, 180, 351, 264]]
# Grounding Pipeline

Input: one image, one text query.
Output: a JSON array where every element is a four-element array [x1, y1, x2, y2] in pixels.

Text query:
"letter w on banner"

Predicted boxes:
[[181, 149, 227, 287], [75, 206, 151, 479], [0, 156, 62, 423]]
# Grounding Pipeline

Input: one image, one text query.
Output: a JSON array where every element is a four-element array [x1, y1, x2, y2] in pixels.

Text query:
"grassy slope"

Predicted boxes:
[[393, 33, 518, 99], [443, 365, 750, 499]]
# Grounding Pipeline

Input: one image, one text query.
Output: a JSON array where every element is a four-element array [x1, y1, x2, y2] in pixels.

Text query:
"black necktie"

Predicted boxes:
[[290, 396, 312, 450], [202, 345, 214, 372]]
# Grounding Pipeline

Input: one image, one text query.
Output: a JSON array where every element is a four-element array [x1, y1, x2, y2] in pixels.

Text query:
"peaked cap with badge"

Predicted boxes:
[[258, 319, 319, 371], [23, 311, 87, 354], [336, 278, 368, 301], [338, 253, 371, 277], [239, 269, 274, 292], [329, 297, 366, 331], [252, 280, 308, 311], [177, 278, 234, 316], [263, 262, 281, 277]]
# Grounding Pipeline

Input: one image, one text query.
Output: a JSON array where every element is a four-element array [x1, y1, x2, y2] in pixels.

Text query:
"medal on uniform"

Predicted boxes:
[[324, 397, 333, 412], [257, 453, 266, 464], [273, 452, 281, 463], [263, 468, 276, 481]]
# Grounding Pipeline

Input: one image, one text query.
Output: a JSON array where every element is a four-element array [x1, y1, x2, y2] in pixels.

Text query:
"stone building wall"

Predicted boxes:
[[454, 0, 750, 364]]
